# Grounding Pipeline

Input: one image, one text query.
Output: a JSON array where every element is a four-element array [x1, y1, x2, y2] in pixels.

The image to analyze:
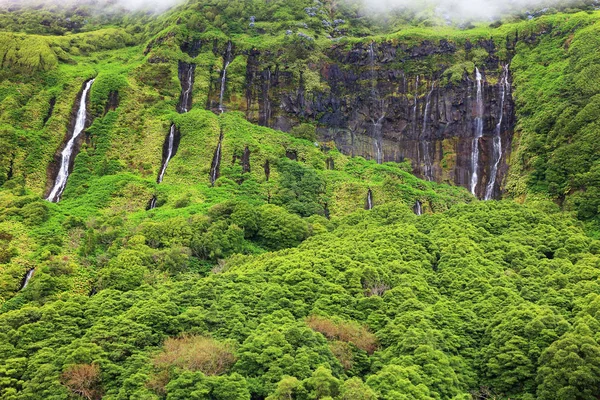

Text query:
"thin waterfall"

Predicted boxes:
[[368, 42, 385, 164], [366, 189, 373, 210], [147, 195, 157, 211], [46, 79, 95, 203], [421, 81, 435, 181], [218, 41, 233, 114], [20, 269, 35, 291], [414, 200, 423, 216], [210, 130, 224, 185], [470, 68, 484, 197], [413, 75, 420, 136], [157, 124, 177, 184], [261, 68, 272, 127], [150, 60, 195, 209], [485, 65, 510, 200], [178, 62, 196, 113], [372, 111, 385, 164]]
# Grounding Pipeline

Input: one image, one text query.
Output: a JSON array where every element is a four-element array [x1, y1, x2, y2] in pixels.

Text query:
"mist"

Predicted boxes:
[[354, 0, 599, 22], [0, 0, 187, 13]]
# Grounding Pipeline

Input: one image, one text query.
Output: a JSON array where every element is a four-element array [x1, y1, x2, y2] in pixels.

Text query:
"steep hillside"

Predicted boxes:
[[2, 1, 600, 399]]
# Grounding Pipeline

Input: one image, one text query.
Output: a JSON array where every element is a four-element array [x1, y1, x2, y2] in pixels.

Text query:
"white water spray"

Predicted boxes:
[[372, 114, 385, 164], [46, 79, 95, 203], [157, 124, 176, 184], [470, 68, 484, 196], [421, 81, 435, 181], [20, 269, 35, 291], [414, 200, 423, 216], [484, 64, 510, 200], [218, 42, 233, 114], [180, 63, 195, 113]]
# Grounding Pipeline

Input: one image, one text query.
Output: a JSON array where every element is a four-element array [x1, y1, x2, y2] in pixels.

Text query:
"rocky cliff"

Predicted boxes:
[[200, 38, 516, 199]]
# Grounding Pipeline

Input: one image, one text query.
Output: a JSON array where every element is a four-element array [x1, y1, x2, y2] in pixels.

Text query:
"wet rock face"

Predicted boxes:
[[45, 81, 95, 199], [104, 91, 119, 115], [240, 40, 516, 198]]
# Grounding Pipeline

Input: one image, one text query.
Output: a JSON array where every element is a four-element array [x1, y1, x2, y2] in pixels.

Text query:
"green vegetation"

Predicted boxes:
[[2, 0, 600, 399]]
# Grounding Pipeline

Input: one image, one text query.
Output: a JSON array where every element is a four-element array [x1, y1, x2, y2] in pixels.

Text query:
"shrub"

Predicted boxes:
[[61, 363, 103, 400], [153, 335, 236, 376], [306, 315, 378, 354]]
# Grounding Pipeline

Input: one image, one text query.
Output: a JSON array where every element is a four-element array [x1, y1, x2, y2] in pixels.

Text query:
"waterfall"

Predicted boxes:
[[178, 62, 196, 113], [148, 60, 195, 209], [210, 131, 224, 185], [470, 68, 484, 197], [366, 189, 373, 210], [218, 41, 233, 114], [46, 79, 95, 203], [413, 75, 420, 136], [147, 195, 157, 210], [421, 82, 435, 181], [484, 65, 510, 200], [368, 42, 376, 83], [157, 124, 176, 184], [20, 269, 35, 291], [261, 68, 272, 127], [372, 113, 385, 164], [414, 200, 423, 216]]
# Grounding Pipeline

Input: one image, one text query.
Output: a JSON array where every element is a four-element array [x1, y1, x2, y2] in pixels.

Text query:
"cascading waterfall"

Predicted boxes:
[[484, 64, 510, 200], [149, 61, 196, 209], [414, 200, 423, 216], [20, 269, 35, 291], [470, 68, 484, 197], [157, 124, 177, 184], [210, 130, 224, 185], [218, 41, 233, 114], [366, 189, 373, 210], [46, 79, 95, 203], [421, 82, 435, 181]]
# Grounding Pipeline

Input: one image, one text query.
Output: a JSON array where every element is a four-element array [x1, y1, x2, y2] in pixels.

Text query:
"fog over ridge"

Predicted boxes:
[[352, 0, 598, 21], [0, 0, 187, 12]]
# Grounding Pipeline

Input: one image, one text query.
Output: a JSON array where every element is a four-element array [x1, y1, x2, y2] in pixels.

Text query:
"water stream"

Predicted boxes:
[[421, 81, 435, 181], [470, 68, 484, 197], [20, 269, 35, 291], [218, 41, 233, 114], [46, 79, 95, 203], [484, 65, 510, 200]]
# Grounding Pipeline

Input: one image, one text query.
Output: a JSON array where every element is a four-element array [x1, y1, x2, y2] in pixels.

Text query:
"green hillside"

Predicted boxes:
[[2, 1, 600, 399]]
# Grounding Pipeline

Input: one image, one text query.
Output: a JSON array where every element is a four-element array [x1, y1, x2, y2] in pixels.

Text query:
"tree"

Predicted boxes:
[[537, 323, 600, 400], [61, 364, 103, 400]]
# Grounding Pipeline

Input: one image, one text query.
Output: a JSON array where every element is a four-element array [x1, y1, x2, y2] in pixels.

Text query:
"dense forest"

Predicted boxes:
[[1, 0, 600, 399]]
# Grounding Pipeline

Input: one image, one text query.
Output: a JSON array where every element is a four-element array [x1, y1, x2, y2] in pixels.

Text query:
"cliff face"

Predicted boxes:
[[202, 39, 516, 199]]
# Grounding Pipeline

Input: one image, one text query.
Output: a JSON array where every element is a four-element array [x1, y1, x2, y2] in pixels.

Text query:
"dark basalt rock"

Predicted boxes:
[[44, 80, 94, 199], [236, 39, 516, 198], [264, 159, 270, 181], [285, 150, 297, 161], [241, 146, 251, 174], [43, 96, 56, 126], [104, 91, 119, 115]]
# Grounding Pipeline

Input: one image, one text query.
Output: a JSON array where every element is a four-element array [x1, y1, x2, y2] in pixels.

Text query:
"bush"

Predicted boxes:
[[61, 363, 103, 400], [153, 335, 236, 376], [306, 315, 378, 354]]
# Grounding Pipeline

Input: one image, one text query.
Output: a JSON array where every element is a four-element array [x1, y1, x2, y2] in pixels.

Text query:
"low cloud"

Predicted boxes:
[[354, 0, 597, 21], [0, 0, 186, 13]]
